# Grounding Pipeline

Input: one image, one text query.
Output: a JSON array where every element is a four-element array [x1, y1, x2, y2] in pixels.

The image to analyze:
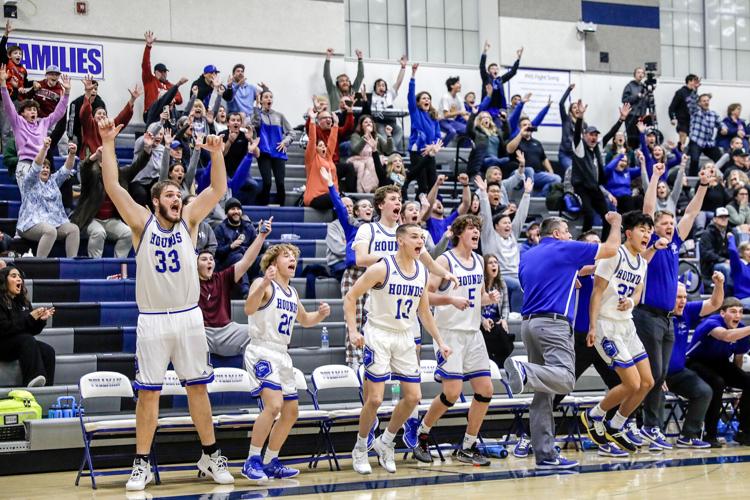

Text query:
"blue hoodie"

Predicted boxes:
[[408, 78, 441, 152]]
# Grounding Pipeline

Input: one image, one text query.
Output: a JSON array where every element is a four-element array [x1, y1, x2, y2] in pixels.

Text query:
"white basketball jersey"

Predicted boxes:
[[354, 222, 399, 259], [433, 250, 484, 332], [248, 280, 299, 346], [136, 216, 199, 312], [367, 255, 428, 333], [594, 245, 647, 321]]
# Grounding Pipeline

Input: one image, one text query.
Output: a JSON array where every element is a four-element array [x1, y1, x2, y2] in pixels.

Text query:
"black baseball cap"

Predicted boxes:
[[224, 198, 242, 211], [584, 125, 600, 134], [732, 148, 749, 157], [154, 63, 168, 72]]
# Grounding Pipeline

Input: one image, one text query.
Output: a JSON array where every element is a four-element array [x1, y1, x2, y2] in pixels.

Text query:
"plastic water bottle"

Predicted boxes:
[[320, 327, 329, 349], [391, 383, 400, 405]]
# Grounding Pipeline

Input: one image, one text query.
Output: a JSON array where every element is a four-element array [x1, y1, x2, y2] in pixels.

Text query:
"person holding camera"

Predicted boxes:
[[621, 67, 650, 146]]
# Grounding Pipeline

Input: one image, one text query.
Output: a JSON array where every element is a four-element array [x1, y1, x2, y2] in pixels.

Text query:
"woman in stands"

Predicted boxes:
[[639, 150, 686, 216], [404, 63, 442, 198], [0, 265, 55, 387], [347, 115, 394, 193], [303, 108, 339, 209], [250, 89, 294, 206], [17, 138, 79, 258], [480, 254, 514, 368], [719, 103, 748, 152]]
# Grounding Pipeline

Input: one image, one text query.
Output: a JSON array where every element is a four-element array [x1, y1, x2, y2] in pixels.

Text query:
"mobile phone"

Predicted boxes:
[[259, 220, 270, 234]]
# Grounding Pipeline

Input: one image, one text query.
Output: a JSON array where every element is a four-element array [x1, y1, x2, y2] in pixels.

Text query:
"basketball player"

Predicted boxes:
[[241, 244, 330, 481], [410, 215, 500, 465], [581, 211, 668, 452], [345, 223, 452, 475], [98, 118, 233, 490]]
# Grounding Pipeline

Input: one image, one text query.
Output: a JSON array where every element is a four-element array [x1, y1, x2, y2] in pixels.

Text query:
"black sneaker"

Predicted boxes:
[[705, 437, 723, 449], [453, 444, 491, 466], [580, 410, 608, 446], [412, 433, 433, 463], [734, 431, 750, 446], [604, 422, 637, 453]]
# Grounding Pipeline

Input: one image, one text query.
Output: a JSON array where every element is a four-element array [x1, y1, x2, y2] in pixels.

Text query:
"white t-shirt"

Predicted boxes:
[[594, 245, 647, 321], [372, 89, 397, 114], [440, 93, 464, 120]]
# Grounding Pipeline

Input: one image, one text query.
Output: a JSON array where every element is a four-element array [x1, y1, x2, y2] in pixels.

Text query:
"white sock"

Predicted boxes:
[[355, 434, 368, 451], [610, 411, 628, 430], [263, 449, 279, 464], [409, 407, 419, 420], [589, 404, 606, 419], [462, 433, 478, 450], [381, 428, 397, 445], [248, 445, 262, 458], [417, 422, 432, 436]]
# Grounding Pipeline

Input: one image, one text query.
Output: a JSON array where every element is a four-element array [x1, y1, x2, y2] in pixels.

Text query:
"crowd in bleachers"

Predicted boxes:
[[2, 19, 750, 486]]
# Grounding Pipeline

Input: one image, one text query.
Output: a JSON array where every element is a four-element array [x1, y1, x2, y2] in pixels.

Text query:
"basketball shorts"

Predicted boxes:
[[434, 329, 491, 382], [134, 306, 213, 390], [594, 317, 648, 369], [411, 319, 422, 345], [244, 340, 298, 400], [363, 323, 420, 383]]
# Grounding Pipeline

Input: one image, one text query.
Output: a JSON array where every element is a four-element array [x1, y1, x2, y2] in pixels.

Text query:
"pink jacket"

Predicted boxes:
[[1, 86, 68, 161]]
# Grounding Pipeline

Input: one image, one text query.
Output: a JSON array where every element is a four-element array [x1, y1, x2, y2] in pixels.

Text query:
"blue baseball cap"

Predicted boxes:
[[170, 140, 181, 149], [203, 64, 219, 74]]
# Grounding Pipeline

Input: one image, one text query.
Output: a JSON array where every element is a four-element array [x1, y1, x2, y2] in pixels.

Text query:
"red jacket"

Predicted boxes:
[[5, 60, 27, 100], [79, 97, 133, 159], [141, 45, 182, 111], [30, 80, 64, 117], [305, 111, 354, 163]]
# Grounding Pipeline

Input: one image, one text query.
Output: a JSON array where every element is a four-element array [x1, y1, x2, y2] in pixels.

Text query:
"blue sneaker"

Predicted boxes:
[[536, 456, 578, 470], [241, 455, 268, 482], [367, 416, 379, 451], [262, 457, 300, 479], [675, 436, 711, 449], [513, 434, 532, 458], [401, 417, 419, 449], [640, 426, 673, 450], [597, 443, 629, 458], [625, 420, 645, 447], [648, 443, 663, 453]]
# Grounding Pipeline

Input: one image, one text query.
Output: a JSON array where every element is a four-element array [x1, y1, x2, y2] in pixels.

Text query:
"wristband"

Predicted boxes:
[[699, 182, 709, 187]]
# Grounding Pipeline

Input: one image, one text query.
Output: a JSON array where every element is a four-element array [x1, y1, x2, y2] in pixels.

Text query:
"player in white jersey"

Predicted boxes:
[[581, 211, 669, 453], [241, 244, 330, 482], [98, 119, 233, 490], [345, 223, 452, 475], [409, 215, 500, 465]]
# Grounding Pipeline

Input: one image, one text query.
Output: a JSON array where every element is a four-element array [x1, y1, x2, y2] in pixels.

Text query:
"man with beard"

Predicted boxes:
[[98, 118, 233, 490], [324, 47, 364, 111], [220, 112, 249, 178], [141, 30, 182, 115], [214, 198, 265, 296]]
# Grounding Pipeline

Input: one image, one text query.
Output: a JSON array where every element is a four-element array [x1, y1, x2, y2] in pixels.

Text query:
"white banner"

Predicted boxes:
[[7, 36, 104, 79], [508, 67, 571, 127]]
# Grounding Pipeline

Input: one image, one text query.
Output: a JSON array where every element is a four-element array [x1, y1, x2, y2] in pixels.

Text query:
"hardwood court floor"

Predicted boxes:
[[4, 446, 750, 499]]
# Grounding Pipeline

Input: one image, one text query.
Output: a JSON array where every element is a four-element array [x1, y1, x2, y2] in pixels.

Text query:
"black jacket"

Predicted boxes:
[[191, 76, 234, 108], [67, 94, 106, 149], [699, 223, 729, 279], [621, 80, 648, 117], [668, 86, 694, 125], [0, 298, 46, 340], [571, 118, 605, 190]]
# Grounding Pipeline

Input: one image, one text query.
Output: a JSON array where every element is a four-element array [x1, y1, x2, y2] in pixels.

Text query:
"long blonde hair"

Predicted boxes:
[[475, 111, 498, 136]]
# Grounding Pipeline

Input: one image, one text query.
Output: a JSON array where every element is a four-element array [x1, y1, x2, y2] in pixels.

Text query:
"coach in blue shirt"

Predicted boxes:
[[686, 297, 750, 446], [665, 275, 723, 448], [635, 163, 711, 446], [504, 212, 621, 469]]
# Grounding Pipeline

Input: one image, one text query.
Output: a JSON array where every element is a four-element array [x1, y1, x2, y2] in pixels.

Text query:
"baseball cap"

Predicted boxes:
[[170, 140, 181, 149], [154, 63, 169, 72], [203, 64, 219, 74], [584, 125, 600, 134], [45, 64, 61, 74], [731, 148, 749, 157], [224, 197, 242, 212], [715, 207, 730, 217]]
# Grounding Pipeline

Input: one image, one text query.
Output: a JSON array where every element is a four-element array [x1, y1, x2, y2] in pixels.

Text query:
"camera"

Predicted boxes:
[[527, 126, 538, 132], [644, 61, 658, 89]]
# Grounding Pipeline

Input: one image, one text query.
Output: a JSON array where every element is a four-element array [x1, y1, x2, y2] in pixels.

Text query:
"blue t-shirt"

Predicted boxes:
[[642, 232, 683, 311], [426, 211, 458, 248], [573, 274, 594, 334], [519, 237, 598, 321], [686, 314, 750, 363], [668, 301, 703, 375]]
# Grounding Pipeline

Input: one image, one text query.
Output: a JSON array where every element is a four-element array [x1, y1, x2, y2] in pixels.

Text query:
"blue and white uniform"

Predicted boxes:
[[593, 245, 648, 369], [134, 216, 212, 390], [244, 280, 300, 400], [432, 250, 490, 381], [363, 255, 427, 383]]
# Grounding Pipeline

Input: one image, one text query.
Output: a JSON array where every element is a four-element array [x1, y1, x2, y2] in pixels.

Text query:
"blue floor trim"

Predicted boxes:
[[146, 452, 750, 499]]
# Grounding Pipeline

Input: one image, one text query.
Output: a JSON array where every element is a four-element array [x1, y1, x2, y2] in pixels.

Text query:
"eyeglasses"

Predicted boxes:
[[740, 192, 749, 196]]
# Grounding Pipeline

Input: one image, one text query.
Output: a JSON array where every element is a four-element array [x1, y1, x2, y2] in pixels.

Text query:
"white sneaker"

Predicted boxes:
[[27, 375, 45, 387], [352, 446, 372, 475], [372, 436, 396, 473], [197, 451, 235, 484], [125, 457, 154, 491]]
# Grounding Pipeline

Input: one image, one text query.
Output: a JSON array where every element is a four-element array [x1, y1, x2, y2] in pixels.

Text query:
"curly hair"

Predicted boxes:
[[260, 244, 301, 273], [450, 214, 482, 247], [0, 266, 30, 309], [373, 185, 401, 215]]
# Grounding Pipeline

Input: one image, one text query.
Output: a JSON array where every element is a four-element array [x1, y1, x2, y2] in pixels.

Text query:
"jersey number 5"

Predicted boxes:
[[395, 298, 414, 320], [155, 249, 181, 273]]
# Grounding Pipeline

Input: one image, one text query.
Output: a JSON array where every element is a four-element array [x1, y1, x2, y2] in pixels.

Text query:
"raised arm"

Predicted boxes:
[[643, 162, 664, 219], [456, 173, 471, 215], [677, 165, 713, 240], [244, 269, 274, 316], [511, 179, 533, 237], [602, 104, 629, 147], [669, 156, 687, 207], [234, 219, 271, 283], [183, 136, 227, 227], [559, 84, 573, 125], [595, 212, 622, 260], [393, 55, 407, 93]]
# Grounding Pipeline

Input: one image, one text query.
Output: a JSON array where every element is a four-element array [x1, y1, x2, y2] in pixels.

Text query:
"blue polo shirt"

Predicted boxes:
[[519, 237, 598, 321], [573, 274, 593, 334], [686, 314, 750, 363], [643, 232, 683, 312], [667, 301, 703, 375]]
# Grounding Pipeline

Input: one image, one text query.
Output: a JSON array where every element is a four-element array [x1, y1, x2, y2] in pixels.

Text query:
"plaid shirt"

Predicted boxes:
[[688, 93, 724, 148]]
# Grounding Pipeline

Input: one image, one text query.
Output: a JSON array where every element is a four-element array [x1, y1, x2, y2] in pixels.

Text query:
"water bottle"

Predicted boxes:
[[391, 382, 400, 405], [320, 327, 329, 349]]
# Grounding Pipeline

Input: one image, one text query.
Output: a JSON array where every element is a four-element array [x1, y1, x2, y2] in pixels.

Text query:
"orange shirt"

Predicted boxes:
[[304, 124, 339, 206]]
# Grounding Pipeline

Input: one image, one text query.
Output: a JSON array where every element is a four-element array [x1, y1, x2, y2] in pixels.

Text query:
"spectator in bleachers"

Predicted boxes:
[[79, 76, 140, 159], [323, 47, 364, 112], [603, 151, 639, 214], [213, 105, 228, 133], [17, 138, 79, 257], [0, 229, 11, 254], [669, 74, 700, 146], [621, 67, 649, 145], [695, 163, 731, 234], [685, 297, 750, 446], [506, 94, 551, 141], [438, 76, 468, 146], [423, 173, 470, 245], [199, 218, 271, 356], [480, 253, 513, 368], [250, 90, 293, 206], [181, 97, 216, 138], [130, 123, 165, 207], [184, 195, 217, 255], [520, 222, 540, 254], [699, 206, 730, 285], [637, 122, 683, 180], [71, 142, 151, 258], [720, 146, 749, 178], [475, 175, 532, 312], [639, 151, 685, 215], [727, 186, 750, 235], [304, 108, 338, 209], [159, 129, 199, 198], [28, 65, 65, 155], [141, 30, 183, 116], [718, 103, 748, 153], [479, 41, 521, 110], [383, 153, 406, 188], [191, 65, 233, 107], [728, 233, 750, 308], [214, 198, 264, 296], [227, 64, 264, 119], [558, 83, 582, 170], [0, 22, 29, 102], [485, 162, 528, 206], [143, 75, 188, 128], [725, 169, 749, 196], [66, 79, 105, 151], [348, 116, 394, 194], [306, 105, 357, 193], [506, 120, 560, 196], [0, 64, 70, 190], [687, 92, 726, 176], [371, 55, 407, 147], [405, 63, 442, 198], [0, 265, 55, 387], [466, 110, 506, 178], [326, 191, 353, 281], [218, 112, 251, 177]]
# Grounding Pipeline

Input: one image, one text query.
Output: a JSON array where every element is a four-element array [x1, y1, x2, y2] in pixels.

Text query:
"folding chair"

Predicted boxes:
[[486, 360, 532, 446], [208, 367, 258, 431]]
